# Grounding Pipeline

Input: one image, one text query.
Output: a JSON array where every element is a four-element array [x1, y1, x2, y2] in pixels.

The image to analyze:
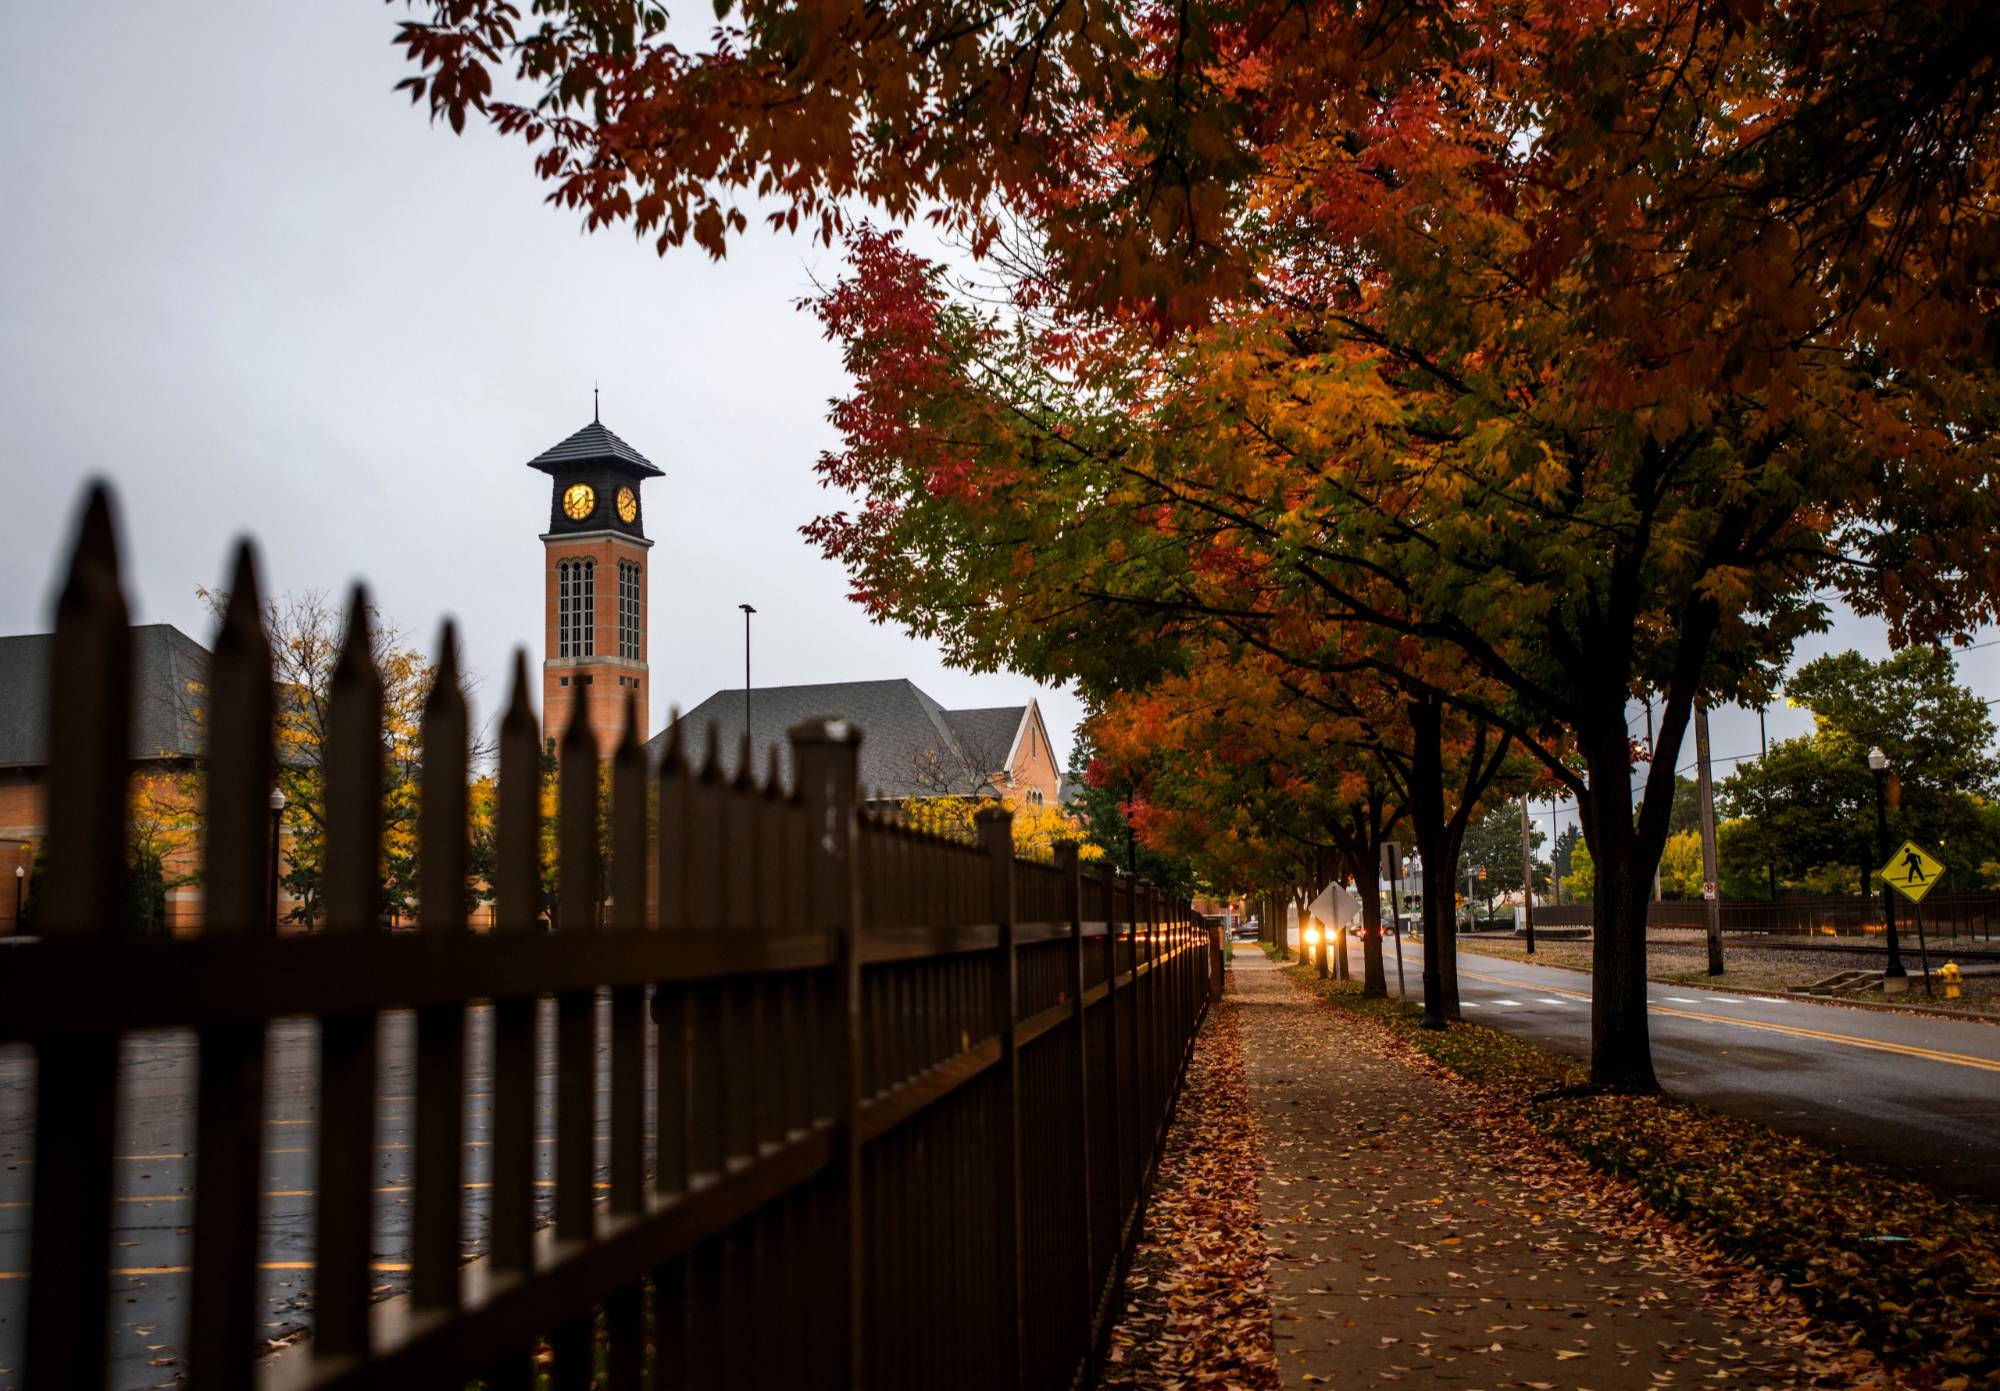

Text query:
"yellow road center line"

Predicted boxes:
[[0, 1178, 608, 1210], [1451, 965, 2000, 1074]]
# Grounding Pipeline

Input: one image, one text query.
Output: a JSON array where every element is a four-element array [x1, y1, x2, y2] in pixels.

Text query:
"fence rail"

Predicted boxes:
[[2, 487, 1212, 1390]]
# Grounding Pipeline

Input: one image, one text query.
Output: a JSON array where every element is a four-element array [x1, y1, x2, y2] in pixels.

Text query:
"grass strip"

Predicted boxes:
[[1282, 963, 2000, 1388]]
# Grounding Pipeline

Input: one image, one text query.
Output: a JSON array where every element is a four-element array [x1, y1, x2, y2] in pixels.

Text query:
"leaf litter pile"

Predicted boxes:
[[1104, 995, 1280, 1391], [1284, 961, 2000, 1390]]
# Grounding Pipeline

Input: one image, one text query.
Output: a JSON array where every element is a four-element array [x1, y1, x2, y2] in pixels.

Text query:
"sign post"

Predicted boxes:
[[1876, 840, 1945, 997]]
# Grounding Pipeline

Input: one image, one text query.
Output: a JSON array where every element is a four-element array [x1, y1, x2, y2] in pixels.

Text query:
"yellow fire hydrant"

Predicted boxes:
[[1940, 961, 1962, 1001]]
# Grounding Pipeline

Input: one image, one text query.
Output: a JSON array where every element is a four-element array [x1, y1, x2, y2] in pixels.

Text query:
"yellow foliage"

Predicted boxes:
[[898, 794, 1102, 863]]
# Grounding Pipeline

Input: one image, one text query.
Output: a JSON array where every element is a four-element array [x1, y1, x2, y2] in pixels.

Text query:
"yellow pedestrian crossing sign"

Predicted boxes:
[[1877, 840, 1945, 904]]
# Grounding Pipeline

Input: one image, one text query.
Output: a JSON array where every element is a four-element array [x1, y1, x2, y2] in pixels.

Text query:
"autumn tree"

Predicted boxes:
[[390, 0, 2000, 1092], [199, 587, 439, 927], [1084, 647, 1410, 998], [1064, 736, 1198, 898]]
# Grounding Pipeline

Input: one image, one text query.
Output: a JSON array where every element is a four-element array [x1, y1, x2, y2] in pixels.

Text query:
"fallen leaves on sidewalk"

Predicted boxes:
[[1284, 962, 2000, 1390], [1104, 997, 1280, 1391]]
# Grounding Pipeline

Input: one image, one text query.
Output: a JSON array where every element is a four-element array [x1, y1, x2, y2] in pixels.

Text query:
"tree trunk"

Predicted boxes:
[[1357, 860, 1388, 997], [1408, 697, 1461, 1027], [1582, 766, 1662, 1092]]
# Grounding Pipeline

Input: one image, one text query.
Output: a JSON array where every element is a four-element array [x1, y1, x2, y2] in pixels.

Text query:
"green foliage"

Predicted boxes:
[[1461, 803, 1543, 916], [1286, 964, 2000, 1383], [1721, 647, 2000, 892], [1566, 837, 1595, 904], [1550, 825, 1580, 880], [15, 834, 175, 939]]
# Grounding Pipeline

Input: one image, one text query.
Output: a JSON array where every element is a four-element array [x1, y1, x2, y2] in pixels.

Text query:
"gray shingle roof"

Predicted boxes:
[[0, 624, 211, 770], [943, 707, 1026, 771], [648, 679, 1022, 799], [525, 420, 664, 479]]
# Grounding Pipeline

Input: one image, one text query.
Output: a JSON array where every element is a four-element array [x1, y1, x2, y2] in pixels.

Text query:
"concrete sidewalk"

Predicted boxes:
[[1236, 954, 1824, 1387]]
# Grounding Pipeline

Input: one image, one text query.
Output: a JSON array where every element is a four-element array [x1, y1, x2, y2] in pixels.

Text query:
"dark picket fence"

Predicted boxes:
[[0, 489, 1212, 1390]]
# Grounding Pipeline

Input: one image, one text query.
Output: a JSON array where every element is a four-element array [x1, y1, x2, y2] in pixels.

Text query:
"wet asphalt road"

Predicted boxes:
[[1389, 944, 2000, 1203], [0, 1001, 624, 1391]]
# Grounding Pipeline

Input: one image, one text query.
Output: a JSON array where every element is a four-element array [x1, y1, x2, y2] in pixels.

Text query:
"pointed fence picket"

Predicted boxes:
[[0, 488, 1213, 1391]]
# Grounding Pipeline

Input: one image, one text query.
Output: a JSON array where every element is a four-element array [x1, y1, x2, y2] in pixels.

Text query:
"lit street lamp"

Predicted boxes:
[[1868, 747, 1907, 989], [268, 785, 287, 933], [13, 864, 23, 928]]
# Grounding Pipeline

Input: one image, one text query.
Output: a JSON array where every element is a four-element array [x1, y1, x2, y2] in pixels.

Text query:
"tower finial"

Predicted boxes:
[[593, 382, 599, 423]]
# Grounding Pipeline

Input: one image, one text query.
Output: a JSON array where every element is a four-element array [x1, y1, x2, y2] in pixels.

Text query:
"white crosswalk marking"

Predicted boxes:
[[1493, 999, 1522, 1006], [1537, 998, 1567, 1005]]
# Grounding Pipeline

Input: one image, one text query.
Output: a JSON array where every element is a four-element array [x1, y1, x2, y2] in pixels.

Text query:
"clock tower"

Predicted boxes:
[[527, 412, 662, 757]]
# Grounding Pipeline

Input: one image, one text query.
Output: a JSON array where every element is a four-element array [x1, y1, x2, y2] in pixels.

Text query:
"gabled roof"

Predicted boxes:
[[525, 419, 664, 479], [648, 679, 1023, 799], [943, 706, 1030, 773], [0, 624, 211, 770]]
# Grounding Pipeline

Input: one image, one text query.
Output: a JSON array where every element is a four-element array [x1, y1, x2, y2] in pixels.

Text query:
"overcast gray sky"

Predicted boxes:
[[3, 2, 1994, 832]]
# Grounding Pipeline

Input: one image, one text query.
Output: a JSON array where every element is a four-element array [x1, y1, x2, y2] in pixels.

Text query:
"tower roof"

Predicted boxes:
[[525, 419, 664, 479]]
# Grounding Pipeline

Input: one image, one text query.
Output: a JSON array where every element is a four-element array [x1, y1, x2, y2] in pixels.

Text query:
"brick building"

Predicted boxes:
[[0, 624, 210, 933]]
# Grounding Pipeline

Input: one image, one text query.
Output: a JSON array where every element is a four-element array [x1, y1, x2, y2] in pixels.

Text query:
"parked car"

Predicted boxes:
[[1232, 917, 1260, 940]]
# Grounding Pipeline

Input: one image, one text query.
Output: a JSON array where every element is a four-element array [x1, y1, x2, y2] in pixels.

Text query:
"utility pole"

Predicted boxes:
[[1549, 804, 1563, 904], [1760, 706, 1777, 901], [1519, 796, 1536, 955], [1694, 702, 1724, 975], [1644, 695, 1662, 902]]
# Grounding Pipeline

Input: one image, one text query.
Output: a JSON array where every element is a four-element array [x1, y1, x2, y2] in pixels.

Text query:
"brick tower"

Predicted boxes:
[[527, 411, 661, 757]]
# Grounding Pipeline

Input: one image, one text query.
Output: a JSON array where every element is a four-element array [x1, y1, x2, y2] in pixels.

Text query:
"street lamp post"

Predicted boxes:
[[1869, 747, 1907, 990], [268, 786, 287, 933], [13, 864, 23, 929], [738, 604, 756, 755]]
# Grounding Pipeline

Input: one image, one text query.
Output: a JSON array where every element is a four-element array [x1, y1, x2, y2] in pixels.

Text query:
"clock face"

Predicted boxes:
[[616, 487, 638, 524], [562, 483, 596, 521]]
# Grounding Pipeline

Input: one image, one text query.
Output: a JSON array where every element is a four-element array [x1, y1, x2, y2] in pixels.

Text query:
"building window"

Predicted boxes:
[[618, 560, 641, 660], [1026, 788, 1044, 807], [558, 558, 595, 658]]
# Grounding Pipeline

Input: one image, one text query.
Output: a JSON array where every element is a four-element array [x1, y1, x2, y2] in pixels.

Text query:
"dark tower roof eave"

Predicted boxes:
[[525, 420, 665, 479]]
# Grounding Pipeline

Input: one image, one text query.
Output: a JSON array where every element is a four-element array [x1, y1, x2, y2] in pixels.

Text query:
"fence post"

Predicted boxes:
[[794, 718, 865, 1391], [978, 807, 1025, 1391], [1125, 872, 1146, 1182], [189, 547, 272, 1391], [1100, 861, 1126, 1251], [27, 488, 130, 1391], [1057, 841, 1094, 1353], [312, 590, 384, 1366]]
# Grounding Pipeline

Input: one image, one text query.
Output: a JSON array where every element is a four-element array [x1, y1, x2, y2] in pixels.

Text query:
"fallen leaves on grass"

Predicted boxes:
[[1104, 997, 1280, 1391]]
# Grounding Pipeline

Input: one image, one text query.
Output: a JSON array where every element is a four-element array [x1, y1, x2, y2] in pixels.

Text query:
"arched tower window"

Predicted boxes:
[[617, 560, 641, 660], [558, 558, 595, 658]]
